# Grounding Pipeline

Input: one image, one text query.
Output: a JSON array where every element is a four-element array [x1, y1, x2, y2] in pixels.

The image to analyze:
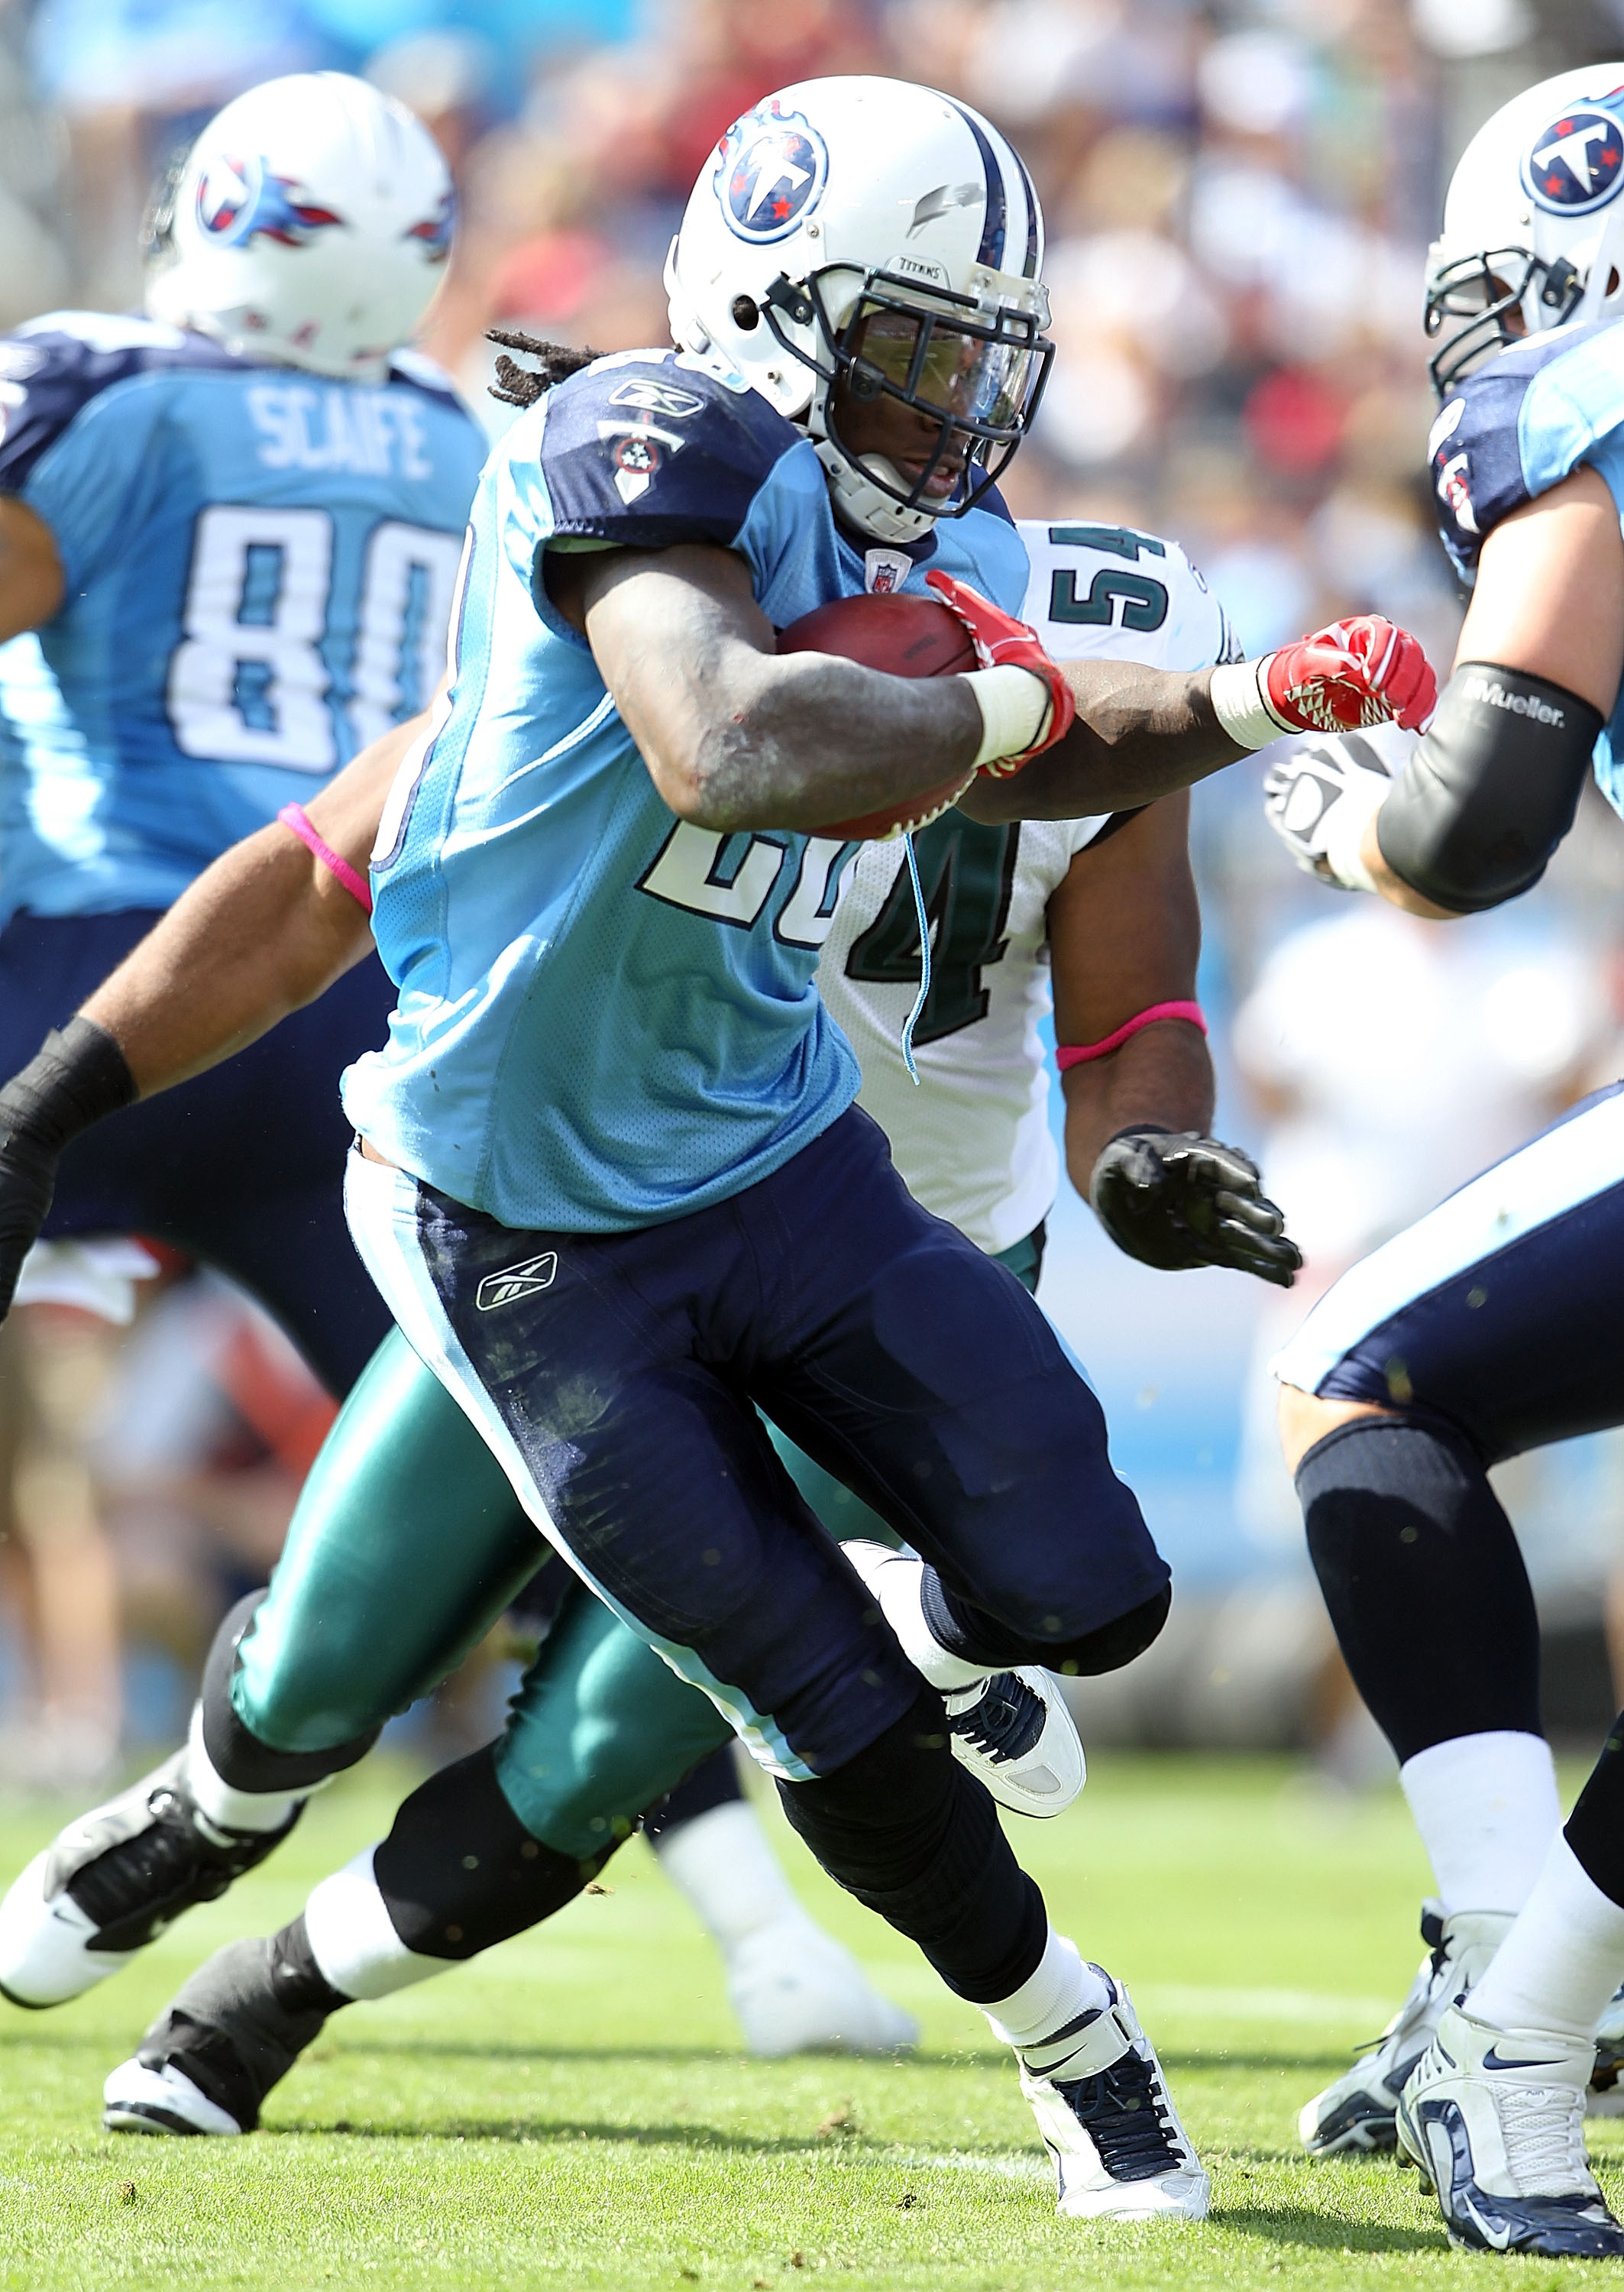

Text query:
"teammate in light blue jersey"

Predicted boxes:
[[0, 71, 484, 1390], [1263, 64, 1624, 2258]]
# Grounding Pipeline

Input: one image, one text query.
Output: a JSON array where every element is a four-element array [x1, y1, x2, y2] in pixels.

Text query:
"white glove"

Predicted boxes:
[[1261, 727, 1415, 892]]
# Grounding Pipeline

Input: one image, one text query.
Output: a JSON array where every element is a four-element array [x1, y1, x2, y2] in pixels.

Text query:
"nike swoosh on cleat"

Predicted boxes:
[[1461, 2199, 1512, 2252], [1481, 2046, 1566, 2073]]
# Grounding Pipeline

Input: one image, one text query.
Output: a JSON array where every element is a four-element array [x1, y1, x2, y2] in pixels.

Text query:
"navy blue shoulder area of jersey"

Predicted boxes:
[[0, 322, 244, 494], [539, 354, 801, 550], [1429, 321, 1620, 578]]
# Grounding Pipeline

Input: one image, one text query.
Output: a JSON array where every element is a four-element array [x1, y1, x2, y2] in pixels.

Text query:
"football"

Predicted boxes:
[[776, 593, 978, 840]]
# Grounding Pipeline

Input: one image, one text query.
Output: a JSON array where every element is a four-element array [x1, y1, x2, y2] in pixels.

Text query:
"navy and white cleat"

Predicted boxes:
[[0, 1750, 301, 2007], [1398, 2002, 1624, 2257], [943, 1669, 1085, 1818], [1299, 1901, 1511, 2155], [1021, 1967, 1209, 2220]]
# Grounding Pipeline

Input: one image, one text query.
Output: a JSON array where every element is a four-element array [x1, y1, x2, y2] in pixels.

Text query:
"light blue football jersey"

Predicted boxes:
[[0, 311, 486, 927], [1429, 316, 1624, 817], [345, 348, 1031, 1235]]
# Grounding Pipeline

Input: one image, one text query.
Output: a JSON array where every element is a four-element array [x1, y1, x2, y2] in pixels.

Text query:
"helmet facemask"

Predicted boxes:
[[756, 261, 1051, 539], [1424, 244, 1584, 397]]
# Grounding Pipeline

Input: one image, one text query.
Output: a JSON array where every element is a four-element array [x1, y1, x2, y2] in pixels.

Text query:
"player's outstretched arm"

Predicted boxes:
[[0, 711, 419, 1320], [1050, 798, 1299, 1287], [549, 541, 992, 833], [1265, 467, 1624, 916], [962, 612, 1436, 823]]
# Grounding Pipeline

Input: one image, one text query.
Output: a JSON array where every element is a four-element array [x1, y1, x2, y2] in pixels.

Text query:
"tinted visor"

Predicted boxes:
[[846, 302, 1043, 435]]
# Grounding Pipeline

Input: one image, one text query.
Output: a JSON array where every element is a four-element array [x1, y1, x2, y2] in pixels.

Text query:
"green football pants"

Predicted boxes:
[[234, 1229, 1043, 1860]]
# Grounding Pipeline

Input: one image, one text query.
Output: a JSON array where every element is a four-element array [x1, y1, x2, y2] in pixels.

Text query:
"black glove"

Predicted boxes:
[[0, 1017, 137, 1320], [1089, 1126, 1302, 1288]]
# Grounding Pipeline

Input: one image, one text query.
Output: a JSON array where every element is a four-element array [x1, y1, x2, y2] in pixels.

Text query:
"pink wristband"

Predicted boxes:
[[1056, 1000, 1206, 1070], [277, 803, 372, 916]]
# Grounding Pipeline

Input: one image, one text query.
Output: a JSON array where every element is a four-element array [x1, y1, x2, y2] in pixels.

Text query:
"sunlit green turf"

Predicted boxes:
[[0, 1752, 1615, 2290]]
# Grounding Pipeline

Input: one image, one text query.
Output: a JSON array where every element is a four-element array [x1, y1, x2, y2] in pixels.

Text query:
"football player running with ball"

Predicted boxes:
[[0, 514, 1305, 2137], [0, 79, 1426, 2222], [1264, 66, 1624, 2260]]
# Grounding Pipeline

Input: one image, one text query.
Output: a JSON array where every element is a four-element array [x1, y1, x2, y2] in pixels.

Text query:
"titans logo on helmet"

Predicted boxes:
[[714, 102, 829, 244], [406, 189, 456, 264], [1522, 102, 1624, 215], [196, 155, 344, 249]]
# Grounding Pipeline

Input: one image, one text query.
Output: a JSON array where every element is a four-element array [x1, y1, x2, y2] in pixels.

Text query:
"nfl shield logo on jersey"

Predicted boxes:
[[1522, 101, 1624, 214], [715, 102, 830, 243], [865, 549, 912, 594]]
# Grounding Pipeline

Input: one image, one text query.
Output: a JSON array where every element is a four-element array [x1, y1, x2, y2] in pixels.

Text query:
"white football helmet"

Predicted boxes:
[[665, 76, 1051, 545], [1426, 64, 1624, 397], [144, 72, 455, 384]]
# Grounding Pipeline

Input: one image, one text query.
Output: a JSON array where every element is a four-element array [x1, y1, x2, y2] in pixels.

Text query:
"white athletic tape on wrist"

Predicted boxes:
[[1208, 658, 1289, 752], [965, 664, 1050, 769], [1319, 777, 1383, 895]]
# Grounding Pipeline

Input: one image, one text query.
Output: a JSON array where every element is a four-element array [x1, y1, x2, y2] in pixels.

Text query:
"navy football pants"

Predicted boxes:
[[0, 910, 395, 1396], [348, 1106, 1168, 1779]]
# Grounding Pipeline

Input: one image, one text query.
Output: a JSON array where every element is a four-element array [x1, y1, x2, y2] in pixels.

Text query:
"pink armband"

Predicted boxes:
[[1056, 1000, 1207, 1070], [277, 803, 372, 916]]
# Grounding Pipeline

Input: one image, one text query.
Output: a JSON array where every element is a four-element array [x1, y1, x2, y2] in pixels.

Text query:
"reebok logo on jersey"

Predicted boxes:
[[476, 1253, 558, 1310], [1461, 674, 1565, 727]]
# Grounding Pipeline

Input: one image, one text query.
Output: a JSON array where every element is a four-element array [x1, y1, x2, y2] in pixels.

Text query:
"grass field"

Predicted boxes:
[[0, 1751, 1616, 2291]]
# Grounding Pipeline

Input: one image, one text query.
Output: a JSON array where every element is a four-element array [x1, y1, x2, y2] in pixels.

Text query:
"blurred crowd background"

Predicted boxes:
[[2, 0, 1624, 1791]]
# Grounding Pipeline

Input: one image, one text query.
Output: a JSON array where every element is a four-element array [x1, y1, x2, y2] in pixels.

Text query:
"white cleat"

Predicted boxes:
[[1021, 1967, 1209, 2221], [1397, 2002, 1624, 2257], [840, 1541, 1085, 1818], [1299, 1901, 1511, 2155], [0, 1749, 302, 2009], [943, 1669, 1084, 1819], [102, 2058, 243, 2138], [727, 1915, 919, 2057], [1590, 1980, 1624, 2115]]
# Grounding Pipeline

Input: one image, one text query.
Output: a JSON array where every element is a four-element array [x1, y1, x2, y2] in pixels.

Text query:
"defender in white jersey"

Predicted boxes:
[[0, 516, 1296, 2141]]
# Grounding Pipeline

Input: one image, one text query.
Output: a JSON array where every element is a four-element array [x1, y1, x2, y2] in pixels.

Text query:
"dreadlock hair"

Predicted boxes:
[[487, 330, 599, 410]]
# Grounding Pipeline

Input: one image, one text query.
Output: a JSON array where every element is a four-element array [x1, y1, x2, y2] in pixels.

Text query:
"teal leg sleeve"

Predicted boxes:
[[493, 1588, 733, 1860], [235, 1327, 548, 1754]]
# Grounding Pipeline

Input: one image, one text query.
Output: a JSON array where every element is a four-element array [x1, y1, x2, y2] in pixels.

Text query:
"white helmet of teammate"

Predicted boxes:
[[1425, 64, 1624, 397], [144, 72, 455, 384], [665, 77, 1052, 545]]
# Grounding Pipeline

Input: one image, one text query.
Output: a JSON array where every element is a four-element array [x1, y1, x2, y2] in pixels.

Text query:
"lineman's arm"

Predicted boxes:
[[1050, 798, 1299, 1286], [84, 714, 416, 1093], [1270, 468, 1624, 917], [0, 496, 64, 640]]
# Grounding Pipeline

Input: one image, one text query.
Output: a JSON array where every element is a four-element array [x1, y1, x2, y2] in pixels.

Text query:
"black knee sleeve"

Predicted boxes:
[[200, 1591, 381, 1795], [374, 1742, 623, 1961], [1297, 1416, 1542, 1764], [776, 1688, 1046, 2003], [920, 1571, 1170, 1677], [1565, 1713, 1624, 1912], [642, 1743, 742, 1845]]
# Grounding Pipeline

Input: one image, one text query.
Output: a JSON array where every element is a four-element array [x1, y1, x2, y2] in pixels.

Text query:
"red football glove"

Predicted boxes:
[[1261, 617, 1437, 737], [924, 571, 1077, 772]]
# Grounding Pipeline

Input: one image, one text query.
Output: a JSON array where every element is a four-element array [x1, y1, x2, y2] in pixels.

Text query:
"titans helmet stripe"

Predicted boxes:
[[1008, 144, 1041, 279], [947, 100, 1008, 270]]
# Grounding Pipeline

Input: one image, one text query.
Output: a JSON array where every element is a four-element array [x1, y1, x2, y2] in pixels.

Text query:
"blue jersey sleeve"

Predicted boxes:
[[1430, 320, 1624, 581], [0, 317, 240, 591], [535, 352, 801, 553]]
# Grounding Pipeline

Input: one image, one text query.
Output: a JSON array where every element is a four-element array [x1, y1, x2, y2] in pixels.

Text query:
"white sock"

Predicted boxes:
[[184, 1703, 309, 1836], [1399, 1730, 1560, 1914], [848, 1548, 988, 1691], [983, 1927, 1111, 2053], [1469, 1834, 1624, 2042], [652, 1798, 810, 1956], [302, 1847, 450, 2001]]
